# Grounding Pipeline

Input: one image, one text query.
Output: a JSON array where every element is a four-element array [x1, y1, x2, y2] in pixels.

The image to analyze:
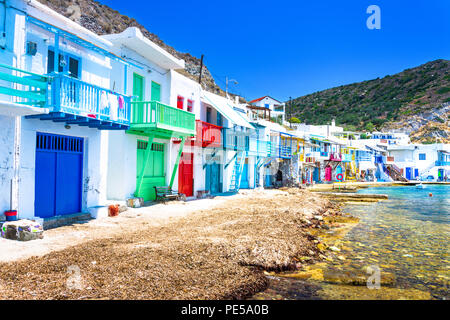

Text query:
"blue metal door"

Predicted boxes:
[[205, 162, 221, 194], [240, 162, 249, 189], [406, 167, 412, 180], [313, 167, 320, 182], [35, 133, 83, 218]]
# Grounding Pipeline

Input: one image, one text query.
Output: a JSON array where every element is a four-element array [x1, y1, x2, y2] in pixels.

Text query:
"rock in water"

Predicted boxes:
[[1, 220, 44, 241]]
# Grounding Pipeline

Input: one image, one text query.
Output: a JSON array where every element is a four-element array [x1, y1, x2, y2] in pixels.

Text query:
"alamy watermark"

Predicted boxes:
[[366, 264, 381, 289], [66, 265, 84, 290], [366, 5, 381, 30]]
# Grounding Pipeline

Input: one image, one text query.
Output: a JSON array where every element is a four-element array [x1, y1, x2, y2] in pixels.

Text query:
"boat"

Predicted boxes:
[[416, 183, 426, 189]]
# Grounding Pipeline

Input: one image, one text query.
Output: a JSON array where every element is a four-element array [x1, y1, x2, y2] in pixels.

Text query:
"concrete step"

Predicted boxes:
[[41, 212, 92, 230]]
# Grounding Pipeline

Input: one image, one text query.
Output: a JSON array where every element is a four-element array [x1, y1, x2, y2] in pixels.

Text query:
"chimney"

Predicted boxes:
[[235, 95, 239, 104], [332, 119, 336, 127]]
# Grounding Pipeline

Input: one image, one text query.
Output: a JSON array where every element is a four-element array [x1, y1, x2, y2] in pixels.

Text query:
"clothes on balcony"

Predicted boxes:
[[100, 91, 109, 114], [118, 96, 125, 109], [109, 93, 118, 121]]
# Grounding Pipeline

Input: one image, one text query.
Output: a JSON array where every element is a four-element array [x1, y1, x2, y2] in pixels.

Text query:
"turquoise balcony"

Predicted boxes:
[[0, 63, 49, 116], [26, 73, 131, 130], [129, 101, 196, 137], [223, 127, 249, 151]]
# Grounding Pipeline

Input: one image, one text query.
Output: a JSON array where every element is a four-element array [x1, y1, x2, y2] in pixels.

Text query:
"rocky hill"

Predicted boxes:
[[290, 59, 450, 143], [37, 0, 226, 96]]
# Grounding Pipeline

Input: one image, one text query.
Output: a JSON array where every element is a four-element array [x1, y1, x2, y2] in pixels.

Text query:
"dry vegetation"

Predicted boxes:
[[0, 189, 340, 300]]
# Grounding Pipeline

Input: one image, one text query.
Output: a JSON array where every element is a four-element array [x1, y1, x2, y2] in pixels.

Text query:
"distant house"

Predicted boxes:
[[387, 143, 450, 181], [247, 96, 285, 123]]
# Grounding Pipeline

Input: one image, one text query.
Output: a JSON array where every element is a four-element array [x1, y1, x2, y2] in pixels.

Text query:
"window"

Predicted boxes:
[[419, 153, 426, 160], [47, 49, 80, 78], [177, 96, 184, 110], [217, 112, 222, 126], [187, 99, 193, 112], [206, 107, 212, 123]]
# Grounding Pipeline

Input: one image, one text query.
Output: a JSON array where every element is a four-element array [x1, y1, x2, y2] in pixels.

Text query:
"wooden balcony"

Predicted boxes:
[[223, 128, 249, 151], [0, 63, 49, 116], [188, 120, 222, 148], [130, 101, 196, 137], [329, 153, 342, 161], [341, 154, 353, 162], [248, 139, 271, 157], [26, 73, 131, 130]]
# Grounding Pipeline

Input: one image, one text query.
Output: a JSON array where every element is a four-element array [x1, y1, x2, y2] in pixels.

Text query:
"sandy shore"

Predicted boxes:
[[0, 188, 341, 300]]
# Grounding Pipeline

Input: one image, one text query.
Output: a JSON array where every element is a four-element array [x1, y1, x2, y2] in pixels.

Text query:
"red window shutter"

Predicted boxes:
[[187, 99, 193, 112], [177, 96, 184, 110]]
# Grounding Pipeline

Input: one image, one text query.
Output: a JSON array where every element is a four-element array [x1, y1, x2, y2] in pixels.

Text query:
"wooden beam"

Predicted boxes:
[[169, 136, 185, 189]]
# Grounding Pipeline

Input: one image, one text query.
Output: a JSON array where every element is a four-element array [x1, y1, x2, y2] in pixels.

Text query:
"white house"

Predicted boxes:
[[103, 27, 196, 203], [248, 96, 285, 123], [387, 143, 450, 181], [1, 0, 131, 222]]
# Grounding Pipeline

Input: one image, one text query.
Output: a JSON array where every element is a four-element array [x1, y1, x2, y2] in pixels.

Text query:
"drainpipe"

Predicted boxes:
[[11, 115, 20, 213]]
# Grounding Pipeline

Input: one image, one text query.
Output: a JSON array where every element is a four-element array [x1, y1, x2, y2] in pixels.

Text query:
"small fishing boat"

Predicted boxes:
[[416, 183, 426, 189]]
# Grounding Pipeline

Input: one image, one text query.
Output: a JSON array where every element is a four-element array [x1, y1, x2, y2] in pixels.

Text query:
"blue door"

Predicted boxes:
[[205, 162, 221, 194], [313, 167, 320, 182], [240, 161, 249, 189], [414, 168, 419, 179], [35, 133, 83, 218], [406, 167, 412, 180]]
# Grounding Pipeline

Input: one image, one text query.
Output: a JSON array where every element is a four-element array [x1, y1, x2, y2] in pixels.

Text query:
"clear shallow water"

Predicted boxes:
[[253, 185, 450, 300]]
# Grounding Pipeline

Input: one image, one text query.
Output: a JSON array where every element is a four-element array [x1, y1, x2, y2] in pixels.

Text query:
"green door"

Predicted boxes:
[[136, 140, 165, 201], [151, 81, 161, 102], [133, 73, 145, 101]]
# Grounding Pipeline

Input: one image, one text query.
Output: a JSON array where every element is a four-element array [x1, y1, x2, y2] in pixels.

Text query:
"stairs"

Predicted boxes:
[[230, 151, 246, 192], [385, 164, 408, 182]]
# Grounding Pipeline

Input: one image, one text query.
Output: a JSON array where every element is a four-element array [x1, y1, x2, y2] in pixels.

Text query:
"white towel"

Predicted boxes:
[[109, 93, 118, 121]]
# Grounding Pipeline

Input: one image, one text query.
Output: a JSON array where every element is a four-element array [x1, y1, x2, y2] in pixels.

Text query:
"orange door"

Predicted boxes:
[[178, 152, 193, 197]]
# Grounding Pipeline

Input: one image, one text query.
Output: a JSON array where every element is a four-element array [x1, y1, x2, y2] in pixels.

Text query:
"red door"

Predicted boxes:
[[178, 152, 193, 197]]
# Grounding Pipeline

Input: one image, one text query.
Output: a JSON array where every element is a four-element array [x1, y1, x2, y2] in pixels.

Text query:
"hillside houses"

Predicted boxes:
[[0, 0, 448, 224]]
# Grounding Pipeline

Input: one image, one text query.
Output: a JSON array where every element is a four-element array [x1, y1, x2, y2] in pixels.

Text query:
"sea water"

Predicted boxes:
[[253, 185, 449, 300]]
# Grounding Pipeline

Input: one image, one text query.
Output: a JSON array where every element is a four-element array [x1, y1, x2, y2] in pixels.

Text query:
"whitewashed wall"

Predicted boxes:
[[0, 116, 15, 216], [19, 118, 108, 219]]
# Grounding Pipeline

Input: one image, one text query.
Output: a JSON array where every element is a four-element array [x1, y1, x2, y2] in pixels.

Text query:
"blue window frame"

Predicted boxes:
[[47, 47, 81, 79], [419, 153, 426, 160]]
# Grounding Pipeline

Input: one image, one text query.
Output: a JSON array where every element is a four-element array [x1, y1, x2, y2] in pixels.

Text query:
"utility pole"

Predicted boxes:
[[198, 54, 204, 85], [289, 96, 292, 128]]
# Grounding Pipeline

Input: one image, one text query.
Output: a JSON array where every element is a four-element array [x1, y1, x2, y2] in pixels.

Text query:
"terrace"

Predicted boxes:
[[188, 120, 222, 148], [129, 101, 196, 137], [0, 63, 49, 116], [0, 64, 131, 129]]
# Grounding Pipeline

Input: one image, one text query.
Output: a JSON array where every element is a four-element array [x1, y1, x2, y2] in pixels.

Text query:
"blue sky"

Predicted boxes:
[[99, 0, 450, 102]]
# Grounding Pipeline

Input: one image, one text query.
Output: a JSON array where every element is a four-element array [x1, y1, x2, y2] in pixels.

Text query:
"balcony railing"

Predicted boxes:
[[330, 153, 342, 161], [0, 63, 48, 106], [248, 139, 271, 157], [190, 120, 222, 148], [435, 161, 450, 166], [342, 154, 353, 162], [223, 128, 249, 151], [279, 145, 293, 158], [131, 100, 196, 135], [50, 74, 130, 125]]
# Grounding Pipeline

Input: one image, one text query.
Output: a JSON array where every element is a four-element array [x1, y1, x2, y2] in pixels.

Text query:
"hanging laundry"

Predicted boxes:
[[118, 95, 125, 109], [100, 91, 109, 115], [109, 93, 119, 121]]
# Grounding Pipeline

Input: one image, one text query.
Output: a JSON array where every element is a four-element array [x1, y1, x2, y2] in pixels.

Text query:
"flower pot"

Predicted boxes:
[[4, 210, 17, 221]]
